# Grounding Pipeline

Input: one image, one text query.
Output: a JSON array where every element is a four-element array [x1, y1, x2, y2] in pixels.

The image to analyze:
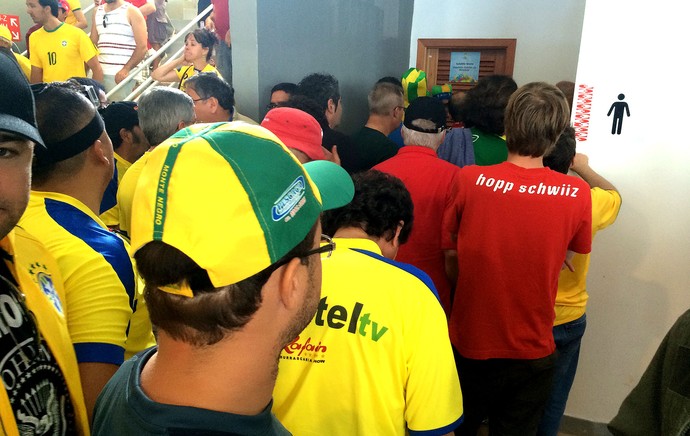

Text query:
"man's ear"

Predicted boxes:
[[393, 221, 403, 250], [119, 127, 132, 146], [276, 257, 308, 311], [90, 139, 110, 166], [208, 96, 220, 114], [326, 98, 337, 116]]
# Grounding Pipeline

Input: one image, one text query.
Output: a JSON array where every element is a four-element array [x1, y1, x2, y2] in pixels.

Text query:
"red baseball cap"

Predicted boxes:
[[261, 107, 325, 161]]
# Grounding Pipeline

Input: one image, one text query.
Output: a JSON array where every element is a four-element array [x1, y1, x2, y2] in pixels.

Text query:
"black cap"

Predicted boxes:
[[0, 49, 45, 147], [100, 101, 139, 143], [403, 96, 447, 133]]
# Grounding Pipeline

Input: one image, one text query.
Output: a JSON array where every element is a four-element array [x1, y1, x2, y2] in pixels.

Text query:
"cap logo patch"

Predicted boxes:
[[272, 175, 306, 222]]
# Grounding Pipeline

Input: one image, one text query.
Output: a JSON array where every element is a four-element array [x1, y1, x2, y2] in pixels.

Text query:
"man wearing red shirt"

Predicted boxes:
[[374, 96, 461, 317]]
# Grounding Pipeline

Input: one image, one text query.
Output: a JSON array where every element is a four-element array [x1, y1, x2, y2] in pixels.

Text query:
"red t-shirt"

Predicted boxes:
[[211, 0, 229, 41], [449, 162, 592, 360], [374, 146, 462, 317]]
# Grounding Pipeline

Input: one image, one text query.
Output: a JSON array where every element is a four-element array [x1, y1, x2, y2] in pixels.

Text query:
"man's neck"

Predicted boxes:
[[42, 16, 62, 31], [507, 151, 545, 169], [364, 114, 394, 136], [140, 332, 278, 416], [104, 0, 124, 12]]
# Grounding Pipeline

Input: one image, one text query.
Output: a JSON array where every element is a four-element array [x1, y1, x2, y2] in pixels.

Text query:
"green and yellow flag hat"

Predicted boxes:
[[401, 67, 430, 107]]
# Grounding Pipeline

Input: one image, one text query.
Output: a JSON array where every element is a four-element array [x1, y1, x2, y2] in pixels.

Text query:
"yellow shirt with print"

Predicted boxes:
[[29, 23, 98, 82]]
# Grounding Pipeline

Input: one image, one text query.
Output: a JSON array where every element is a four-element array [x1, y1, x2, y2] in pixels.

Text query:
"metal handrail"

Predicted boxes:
[[123, 45, 184, 101], [106, 4, 213, 99]]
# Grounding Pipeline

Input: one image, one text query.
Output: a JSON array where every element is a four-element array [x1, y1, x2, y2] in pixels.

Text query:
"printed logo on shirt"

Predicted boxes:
[[475, 173, 580, 197], [282, 335, 327, 364], [61, 40, 67, 47], [29, 262, 63, 315], [314, 296, 389, 342]]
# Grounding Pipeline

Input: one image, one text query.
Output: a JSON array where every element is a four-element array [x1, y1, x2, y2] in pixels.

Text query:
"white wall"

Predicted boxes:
[[409, 0, 586, 85], [567, 0, 690, 422]]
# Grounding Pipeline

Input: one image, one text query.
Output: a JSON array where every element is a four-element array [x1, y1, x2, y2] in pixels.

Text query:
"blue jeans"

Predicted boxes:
[[537, 314, 587, 436]]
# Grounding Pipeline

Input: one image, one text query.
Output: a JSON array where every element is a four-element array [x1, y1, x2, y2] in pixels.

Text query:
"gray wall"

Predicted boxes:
[[231, 0, 414, 132]]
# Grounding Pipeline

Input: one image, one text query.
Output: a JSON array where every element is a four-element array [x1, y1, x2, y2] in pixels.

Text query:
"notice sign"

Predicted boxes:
[[450, 51, 480, 83], [0, 14, 21, 41]]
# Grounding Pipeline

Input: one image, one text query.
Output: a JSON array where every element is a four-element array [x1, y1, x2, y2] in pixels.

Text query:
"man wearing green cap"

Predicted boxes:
[[92, 122, 354, 435]]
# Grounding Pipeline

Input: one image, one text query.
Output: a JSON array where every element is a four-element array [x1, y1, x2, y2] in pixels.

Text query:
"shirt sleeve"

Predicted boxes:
[[78, 30, 99, 63], [591, 187, 622, 232], [568, 182, 593, 254], [29, 34, 42, 68]]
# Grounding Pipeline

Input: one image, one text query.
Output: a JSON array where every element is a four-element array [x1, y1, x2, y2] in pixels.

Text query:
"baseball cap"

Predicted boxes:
[[403, 96, 447, 134], [100, 101, 139, 144], [261, 107, 325, 161], [0, 49, 44, 147], [130, 122, 354, 289], [57, 0, 70, 12], [432, 83, 453, 101]]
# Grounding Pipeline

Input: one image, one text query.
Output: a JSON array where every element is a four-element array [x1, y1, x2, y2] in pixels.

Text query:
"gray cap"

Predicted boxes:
[[0, 48, 44, 147]]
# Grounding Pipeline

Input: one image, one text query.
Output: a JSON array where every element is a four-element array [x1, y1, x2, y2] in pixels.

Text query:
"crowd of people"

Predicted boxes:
[[7, 2, 685, 435]]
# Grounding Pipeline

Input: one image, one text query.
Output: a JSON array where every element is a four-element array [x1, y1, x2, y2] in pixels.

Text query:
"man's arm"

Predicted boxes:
[[30, 66, 43, 84], [570, 153, 617, 191], [86, 55, 104, 82], [137, 0, 156, 17], [89, 10, 99, 45], [72, 9, 88, 29], [79, 362, 119, 423], [114, 6, 147, 84]]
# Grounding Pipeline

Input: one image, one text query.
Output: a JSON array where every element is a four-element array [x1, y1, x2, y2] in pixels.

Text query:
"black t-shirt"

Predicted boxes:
[[0, 258, 76, 434]]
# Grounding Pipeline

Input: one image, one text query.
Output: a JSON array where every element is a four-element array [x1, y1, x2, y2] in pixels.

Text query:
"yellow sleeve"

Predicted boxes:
[[29, 32, 42, 68], [78, 29, 99, 62], [591, 187, 622, 232], [14, 53, 32, 80]]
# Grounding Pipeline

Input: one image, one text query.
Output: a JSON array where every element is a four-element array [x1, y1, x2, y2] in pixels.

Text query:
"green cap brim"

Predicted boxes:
[[303, 160, 354, 211]]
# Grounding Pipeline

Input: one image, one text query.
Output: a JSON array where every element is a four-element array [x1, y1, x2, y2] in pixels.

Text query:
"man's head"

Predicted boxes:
[[262, 107, 324, 163], [543, 126, 576, 174], [368, 82, 405, 132], [99, 101, 149, 162], [131, 123, 353, 347], [138, 87, 195, 147], [401, 96, 446, 150], [268, 82, 298, 111], [323, 170, 413, 259], [504, 82, 570, 158], [31, 81, 113, 192], [26, 0, 59, 24], [0, 49, 42, 239], [184, 73, 234, 123], [297, 73, 342, 129], [57, 0, 69, 21], [455, 74, 517, 135]]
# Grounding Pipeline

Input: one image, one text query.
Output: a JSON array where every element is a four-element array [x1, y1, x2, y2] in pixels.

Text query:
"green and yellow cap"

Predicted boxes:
[[130, 122, 353, 288], [401, 67, 430, 107]]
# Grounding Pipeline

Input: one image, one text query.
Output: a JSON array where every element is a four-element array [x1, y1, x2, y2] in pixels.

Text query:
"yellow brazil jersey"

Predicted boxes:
[[0, 228, 89, 436], [29, 22, 98, 82], [175, 63, 222, 91], [273, 238, 463, 435], [100, 153, 133, 228], [13, 52, 31, 80], [117, 151, 149, 236], [18, 191, 155, 365], [554, 188, 622, 325], [64, 0, 83, 27]]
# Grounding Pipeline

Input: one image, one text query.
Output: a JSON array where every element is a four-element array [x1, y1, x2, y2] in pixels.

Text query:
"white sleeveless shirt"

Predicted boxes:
[[94, 2, 136, 75]]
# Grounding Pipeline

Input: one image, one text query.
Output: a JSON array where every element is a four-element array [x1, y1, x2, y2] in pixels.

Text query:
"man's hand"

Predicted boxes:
[[323, 145, 341, 166], [571, 153, 589, 174], [115, 67, 130, 84]]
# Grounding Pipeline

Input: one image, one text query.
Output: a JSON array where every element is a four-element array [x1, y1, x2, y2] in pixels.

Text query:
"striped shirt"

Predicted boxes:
[[95, 2, 136, 75]]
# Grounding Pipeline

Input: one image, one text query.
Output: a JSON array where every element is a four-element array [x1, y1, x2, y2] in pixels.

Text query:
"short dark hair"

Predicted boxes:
[[39, 0, 59, 17], [543, 126, 576, 174], [297, 73, 340, 113], [323, 170, 413, 244], [455, 75, 517, 135], [32, 82, 96, 185], [376, 76, 403, 90], [504, 82, 570, 158], [278, 94, 329, 130], [271, 82, 298, 96], [69, 77, 106, 95], [185, 28, 218, 62], [185, 72, 235, 112], [135, 222, 318, 346]]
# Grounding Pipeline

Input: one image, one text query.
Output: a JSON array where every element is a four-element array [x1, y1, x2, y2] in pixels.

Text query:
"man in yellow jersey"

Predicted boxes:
[[0, 48, 89, 436], [98, 101, 149, 230], [116, 87, 195, 237], [538, 127, 621, 436], [26, 0, 103, 83], [18, 82, 155, 421], [273, 170, 464, 435], [63, 0, 88, 29]]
